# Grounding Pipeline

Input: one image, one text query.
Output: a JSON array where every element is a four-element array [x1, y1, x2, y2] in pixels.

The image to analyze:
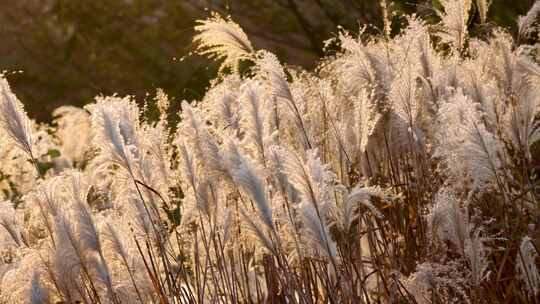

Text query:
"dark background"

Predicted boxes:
[[0, 0, 535, 122]]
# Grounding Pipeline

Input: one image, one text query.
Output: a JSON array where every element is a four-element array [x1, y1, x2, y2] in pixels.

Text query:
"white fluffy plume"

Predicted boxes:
[[194, 13, 254, 72], [0, 77, 33, 157]]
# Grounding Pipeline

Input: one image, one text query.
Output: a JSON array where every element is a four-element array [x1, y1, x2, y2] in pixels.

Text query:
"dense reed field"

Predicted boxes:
[[1, 0, 540, 303]]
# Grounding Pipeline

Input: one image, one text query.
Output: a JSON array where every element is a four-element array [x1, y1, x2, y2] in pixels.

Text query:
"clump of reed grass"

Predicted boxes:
[[1, 1, 540, 303]]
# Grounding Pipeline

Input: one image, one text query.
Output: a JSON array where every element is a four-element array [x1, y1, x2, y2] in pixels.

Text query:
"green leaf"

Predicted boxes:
[[432, 0, 443, 12], [37, 161, 54, 176], [47, 149, 61, 158]]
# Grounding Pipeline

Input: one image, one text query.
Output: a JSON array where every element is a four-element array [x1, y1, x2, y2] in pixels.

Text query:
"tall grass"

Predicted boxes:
[[1, 0, 540, 303]]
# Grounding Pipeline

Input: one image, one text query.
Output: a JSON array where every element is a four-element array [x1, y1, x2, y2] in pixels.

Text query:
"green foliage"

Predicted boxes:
[[0, 0, 535, 122], [36, 148, 62, 177], [1, 0, 216, 121]]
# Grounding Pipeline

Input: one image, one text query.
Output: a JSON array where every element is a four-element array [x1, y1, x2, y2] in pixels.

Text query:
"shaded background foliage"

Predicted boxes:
[[0, 0, 535, 121]]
